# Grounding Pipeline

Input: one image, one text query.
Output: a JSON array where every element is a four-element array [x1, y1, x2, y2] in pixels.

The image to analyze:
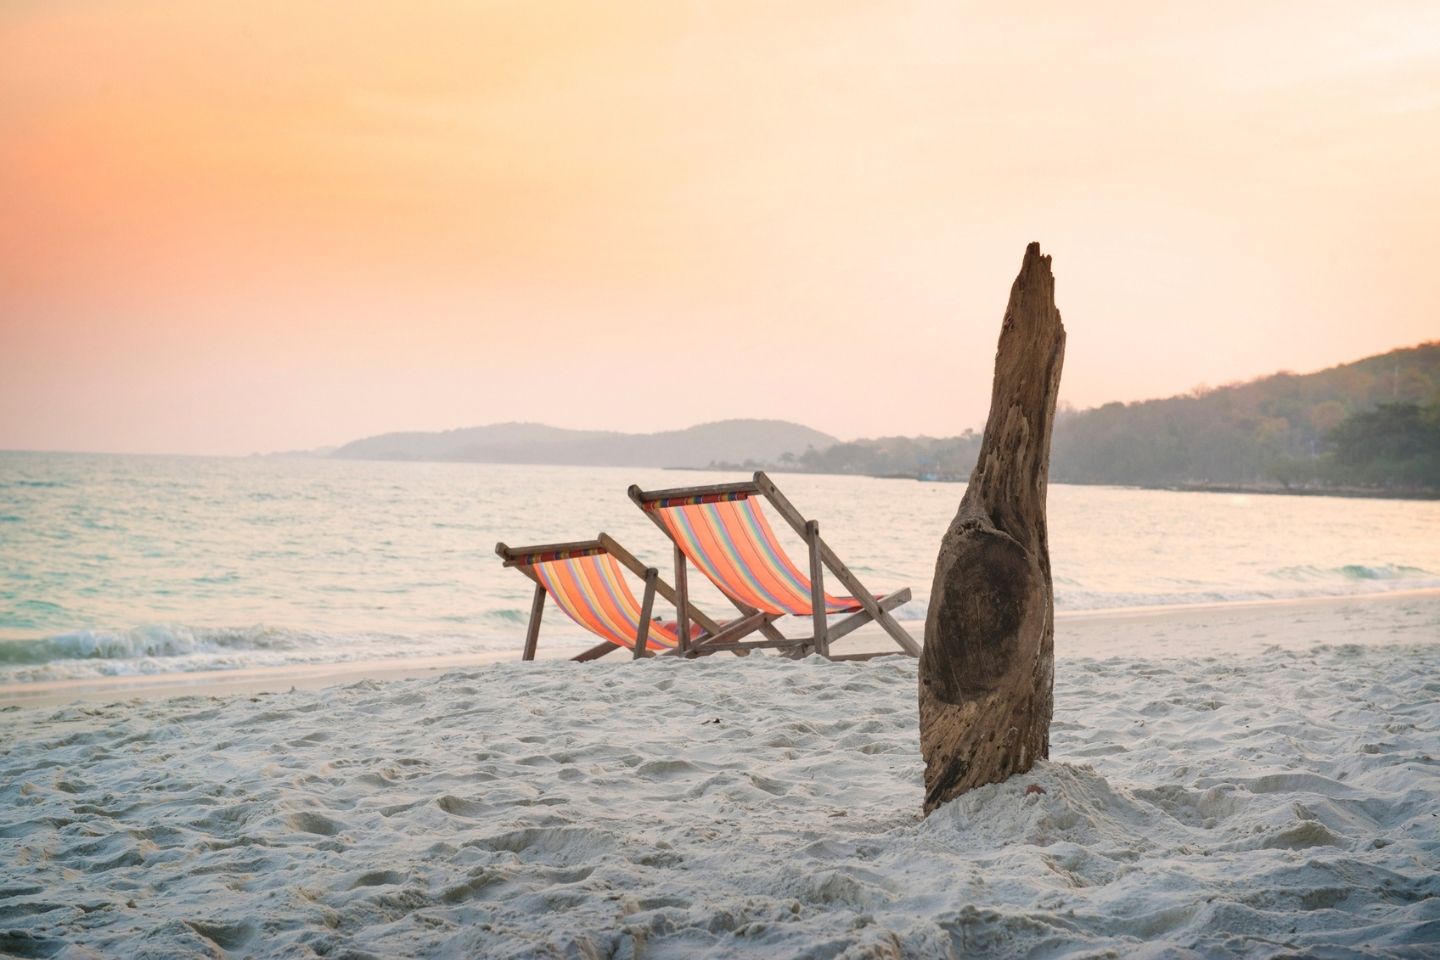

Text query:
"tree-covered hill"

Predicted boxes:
[[1049, 342, 1438, 489], [724, 343, 1440, 494], [329, 419, 839, 469]]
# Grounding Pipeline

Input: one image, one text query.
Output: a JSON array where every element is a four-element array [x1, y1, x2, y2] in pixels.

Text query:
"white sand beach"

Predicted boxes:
[[2, 592, 1437, 958]]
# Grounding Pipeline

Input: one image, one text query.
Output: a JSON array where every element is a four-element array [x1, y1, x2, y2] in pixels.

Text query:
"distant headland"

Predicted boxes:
[[275, 342, 1439, 497]]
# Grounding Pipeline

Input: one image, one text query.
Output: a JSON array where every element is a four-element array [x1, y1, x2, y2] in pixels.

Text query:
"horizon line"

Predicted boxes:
[[3, 338, 1433, 460]]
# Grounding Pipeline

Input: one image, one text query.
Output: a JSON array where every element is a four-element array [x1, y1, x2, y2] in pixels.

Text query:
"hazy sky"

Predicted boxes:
[[2, 1, 1437, 455]]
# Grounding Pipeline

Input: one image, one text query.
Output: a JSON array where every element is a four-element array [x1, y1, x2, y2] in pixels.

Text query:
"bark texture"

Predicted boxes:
[[919, 241, 1067, 814]]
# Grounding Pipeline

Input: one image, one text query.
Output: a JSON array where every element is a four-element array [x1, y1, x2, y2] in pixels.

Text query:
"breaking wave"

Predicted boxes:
[[0, 625, 319, 668], [1271, 563, 1431, 582], [1055, 563, 1439, 612], [0, 625, 506, 684]]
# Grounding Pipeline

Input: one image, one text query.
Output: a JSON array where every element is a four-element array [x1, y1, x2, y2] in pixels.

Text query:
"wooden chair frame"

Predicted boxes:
[[495, 534, 771, 661], [627, 471, 920, 661]]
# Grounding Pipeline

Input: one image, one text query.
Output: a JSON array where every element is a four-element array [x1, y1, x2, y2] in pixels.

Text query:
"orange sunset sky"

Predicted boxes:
[[2, 1, 1437, 456]]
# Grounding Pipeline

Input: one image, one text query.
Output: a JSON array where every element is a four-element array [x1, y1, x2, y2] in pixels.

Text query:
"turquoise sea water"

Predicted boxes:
[[2, 451, 1438, 681]]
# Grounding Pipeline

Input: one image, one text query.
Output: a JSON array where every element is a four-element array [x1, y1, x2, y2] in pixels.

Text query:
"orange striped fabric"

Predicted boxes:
[[651, 497, 866, 617], [528, 553, 686, 649]]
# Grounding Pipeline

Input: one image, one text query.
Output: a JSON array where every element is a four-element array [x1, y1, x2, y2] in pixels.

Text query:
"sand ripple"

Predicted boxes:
[[1, 644, 1437, 957]]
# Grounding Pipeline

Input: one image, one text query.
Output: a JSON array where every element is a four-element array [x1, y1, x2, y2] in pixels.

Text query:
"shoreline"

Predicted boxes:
[[681, 465, 1440, 501], [1155, 480, 1440, 501], [4, 588, 1436, 710]]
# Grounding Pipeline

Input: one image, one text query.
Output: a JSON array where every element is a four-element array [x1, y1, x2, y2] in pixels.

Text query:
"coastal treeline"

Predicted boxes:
[[717, 343, 1440, 493], [777, 433, 982, 481], [1296, 401, 1440, 489], [1050, 342, 1439, 490]]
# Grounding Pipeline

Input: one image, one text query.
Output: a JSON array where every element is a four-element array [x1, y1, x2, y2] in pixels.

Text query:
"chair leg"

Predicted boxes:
[[522, 582, 546, 661], [805, 519, 830, 658], [634, 567, 658, 659], [674, 545, 691, 656]]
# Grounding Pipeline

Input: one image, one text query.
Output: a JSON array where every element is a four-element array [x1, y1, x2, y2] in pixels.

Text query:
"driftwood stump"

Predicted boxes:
[[919, 242, 1067, 814]]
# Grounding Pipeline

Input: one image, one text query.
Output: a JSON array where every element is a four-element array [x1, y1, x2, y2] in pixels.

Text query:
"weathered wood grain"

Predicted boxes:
[[919, 241, 1067, 814]]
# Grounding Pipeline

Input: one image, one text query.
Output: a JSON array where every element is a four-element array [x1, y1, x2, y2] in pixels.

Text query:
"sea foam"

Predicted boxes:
[[0, 624, 309, 666]]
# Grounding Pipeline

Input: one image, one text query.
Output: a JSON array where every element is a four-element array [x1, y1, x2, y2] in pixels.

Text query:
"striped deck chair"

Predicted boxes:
[[495, 534, 770, 661], [628, 471, 920, 660]]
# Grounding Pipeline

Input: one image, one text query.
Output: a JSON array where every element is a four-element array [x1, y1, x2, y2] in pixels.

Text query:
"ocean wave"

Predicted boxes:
[[1055, 579, 1440, 613], [0, 624, 313, 666], [1269, 563, 1431, 582], [918, 565, 1439, 617], [0, 624, 516, 683], [2, 479, 66, 488]]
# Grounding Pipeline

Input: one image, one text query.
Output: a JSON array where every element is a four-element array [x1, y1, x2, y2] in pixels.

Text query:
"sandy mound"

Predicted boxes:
[[1, 644, 1436, 958]]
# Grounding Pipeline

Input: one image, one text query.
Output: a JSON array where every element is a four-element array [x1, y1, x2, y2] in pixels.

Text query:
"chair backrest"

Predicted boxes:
[[505, 544, 683, 650], [641, 491, 855, 617]]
